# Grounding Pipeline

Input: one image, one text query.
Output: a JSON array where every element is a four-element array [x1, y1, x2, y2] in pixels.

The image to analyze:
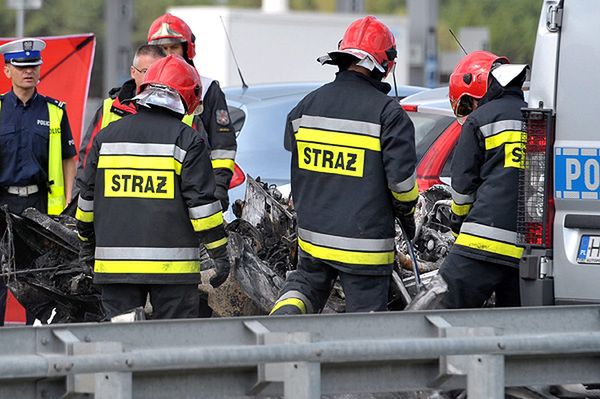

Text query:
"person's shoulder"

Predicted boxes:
[[40, 95, 67, 110]]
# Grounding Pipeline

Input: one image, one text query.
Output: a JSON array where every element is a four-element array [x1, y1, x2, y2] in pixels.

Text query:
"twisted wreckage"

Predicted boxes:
[[0, 177, 454, 323]]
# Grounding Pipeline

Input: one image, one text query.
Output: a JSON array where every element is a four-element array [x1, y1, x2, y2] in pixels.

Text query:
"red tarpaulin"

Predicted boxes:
[[0, 34, 96, 153]]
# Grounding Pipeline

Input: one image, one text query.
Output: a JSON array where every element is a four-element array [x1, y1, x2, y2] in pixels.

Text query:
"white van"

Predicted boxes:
[[519, 0, 600, 305]]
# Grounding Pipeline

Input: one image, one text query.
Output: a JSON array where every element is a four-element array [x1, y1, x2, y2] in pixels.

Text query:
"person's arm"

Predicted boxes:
[[59, 105, 77, 205], [380, 102, 419, 239], [77, 104, 104, 174], [62, 156, 76, 204], [199, 81, 237, 211], [449, 116, 484, 236], [179, 130, 230, 288]]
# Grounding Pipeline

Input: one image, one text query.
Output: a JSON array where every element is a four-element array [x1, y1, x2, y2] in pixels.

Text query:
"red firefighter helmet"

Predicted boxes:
[[321, 16, 397, 76], [147, 13, 196, 60], [139, 54, 201, 114], [449, 50, 509, 118]]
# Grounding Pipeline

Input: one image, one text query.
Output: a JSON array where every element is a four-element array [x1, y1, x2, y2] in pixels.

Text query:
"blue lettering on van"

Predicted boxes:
[[555, 147, 600, 200]]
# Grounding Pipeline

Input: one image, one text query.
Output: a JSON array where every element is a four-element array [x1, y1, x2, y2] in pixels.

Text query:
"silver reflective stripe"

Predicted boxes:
[[100, 142, 187, 162], [389, 172, 416, 193], [77, 196, 94, 211], [451, 188, 476, 205], [276, 290, 313, 313], [95, 247, 199, 260], [293, 115, 381, 138], [298, 227, 394, 251], [460, 222, 517, 244], [189, 201, 222, 219], [479, 120, 523, 138], [210, 149, 236, 160]]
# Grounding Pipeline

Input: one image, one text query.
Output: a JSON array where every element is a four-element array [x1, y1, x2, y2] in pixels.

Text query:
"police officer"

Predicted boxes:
[[270, 16, 418, 315], [147, 13, 237, 212], [76, 55, 231, 320], [78, 45, 166, 170], [440, 51, 529, 308], [0, 38, 76, 325]]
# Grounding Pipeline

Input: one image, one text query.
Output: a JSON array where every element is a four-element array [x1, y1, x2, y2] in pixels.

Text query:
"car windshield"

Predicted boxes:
[[405, 111, 454, 160]]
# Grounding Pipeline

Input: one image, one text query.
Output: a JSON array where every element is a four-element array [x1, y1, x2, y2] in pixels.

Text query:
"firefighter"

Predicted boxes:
[[440, 51, 529, 308], [78, 44, 166, 171], [0, 38, 77, 325], [76, 55, 230, 320], [270, 16, 418, 315], [147, 13, 237, 213]]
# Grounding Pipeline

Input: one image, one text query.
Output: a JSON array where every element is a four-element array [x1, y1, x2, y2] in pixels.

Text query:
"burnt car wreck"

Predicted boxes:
[[0, 177, 454, 323]]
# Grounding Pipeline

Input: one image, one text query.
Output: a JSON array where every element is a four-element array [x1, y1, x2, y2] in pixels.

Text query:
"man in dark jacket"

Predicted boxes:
[[441, 57, 529, 309], [270, 16, 418, 315], [76, 55, 230, 319]]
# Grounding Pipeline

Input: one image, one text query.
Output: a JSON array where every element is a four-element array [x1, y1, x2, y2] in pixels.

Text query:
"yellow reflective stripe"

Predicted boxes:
[[484, 130, 523, 150], [270, 298, 306, 315], [391, 183, 419, 202], [100, 98, 122, 129], [455, 233, 523, 259], [298, 238, 394, 266], [205, 236, 228, 250], [98, 155, 182, 174], [75, 208, 94, 223], [77, 233, 89, 242], [47, 103, 66, 215], [95, 260, 200, 274], [211, 159, 235, 172], [191, 211, 224, 232], [451, 201, 473, 217], [182, 114, 194, 127], [452, 231, 458, 238], [295, 128, 381, 152]]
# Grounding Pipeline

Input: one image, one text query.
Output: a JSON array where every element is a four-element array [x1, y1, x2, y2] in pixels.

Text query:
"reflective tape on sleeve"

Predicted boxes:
[[389, 172, 417, 193], [211, 159, 235, 172], [189, 201, 222, 219], [451, 201, 472, 217], [205, 236, 228, 250], [190, 211, 224, 232], [391, 183, 419, 203]]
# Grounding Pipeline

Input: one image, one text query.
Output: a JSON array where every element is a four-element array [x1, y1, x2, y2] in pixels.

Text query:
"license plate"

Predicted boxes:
[[577, 235, 600, 263]]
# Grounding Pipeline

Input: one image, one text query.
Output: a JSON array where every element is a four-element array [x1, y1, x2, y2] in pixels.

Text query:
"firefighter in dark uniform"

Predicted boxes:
[[76, 55, 230, 320], [147, 13, 237, 213], [78, 45, 166, 171], [0, 38, 77, 326], [270, 16, 418, 315], [440, 51, 529, 308]]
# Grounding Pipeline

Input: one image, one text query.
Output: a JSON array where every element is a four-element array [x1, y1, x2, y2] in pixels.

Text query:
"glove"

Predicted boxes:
[[215, 185, 230, 213], [209, 256, 231, 288], [398, 214, 416, 241], [79, 240, 95, 276]]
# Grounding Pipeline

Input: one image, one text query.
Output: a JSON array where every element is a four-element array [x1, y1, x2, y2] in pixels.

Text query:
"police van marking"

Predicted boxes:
[[297, 142, 364, 177], [104, 169, 175, 199], [555, 147, 600, 199]]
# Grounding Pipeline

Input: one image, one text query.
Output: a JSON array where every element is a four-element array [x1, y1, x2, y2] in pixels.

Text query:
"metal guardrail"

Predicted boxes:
[[1, 305, 600, 399]]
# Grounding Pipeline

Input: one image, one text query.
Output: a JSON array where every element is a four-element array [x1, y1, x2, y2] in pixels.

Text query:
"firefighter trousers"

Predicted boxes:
[[439, 251, 520, 309], [100, 283, 199, 320], [272, 252, 390, 314]]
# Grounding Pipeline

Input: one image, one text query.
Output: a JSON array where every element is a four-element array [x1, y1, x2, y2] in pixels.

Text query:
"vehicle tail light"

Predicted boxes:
[[416, 121, 461, 191], [229, 162, 246, 189], [517, 109, 555, 248], [401, 104, 418, 112]]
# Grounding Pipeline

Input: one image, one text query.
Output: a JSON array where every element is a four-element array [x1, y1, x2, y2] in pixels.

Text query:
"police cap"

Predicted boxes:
[[0, 38, 46, 67]]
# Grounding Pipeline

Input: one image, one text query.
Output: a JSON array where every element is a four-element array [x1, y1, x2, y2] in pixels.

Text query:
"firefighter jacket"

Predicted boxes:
[[450, 82, 527, 267], [0, 92, 76, 215], [78, 78, 236, 205], [284, 70, 418, 276], [76, 106, 228, 285]]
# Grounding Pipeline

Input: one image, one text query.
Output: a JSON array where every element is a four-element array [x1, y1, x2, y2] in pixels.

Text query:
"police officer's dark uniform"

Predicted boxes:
[[270, 17, 418, 315], [441, 64, 529, 308], [0, 38, 76, 326], [76, 55, 230, 320]]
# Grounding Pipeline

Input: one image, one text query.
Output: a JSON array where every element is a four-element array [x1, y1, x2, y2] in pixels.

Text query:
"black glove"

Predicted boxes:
[[398, 214, 416, 241], [209, 256, 231, 288], [79, 239, 95, 276], [215, 185, 230, 213], [449, 213, 464, 237]]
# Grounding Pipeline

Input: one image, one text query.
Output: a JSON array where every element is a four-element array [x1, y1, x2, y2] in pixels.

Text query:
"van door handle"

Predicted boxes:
[[564, 215, 600, 229]]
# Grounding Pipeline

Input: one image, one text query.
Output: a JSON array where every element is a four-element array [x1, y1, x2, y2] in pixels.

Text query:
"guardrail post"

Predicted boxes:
[[467, 352, 504, 399], [283, 332, 320, 399]]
